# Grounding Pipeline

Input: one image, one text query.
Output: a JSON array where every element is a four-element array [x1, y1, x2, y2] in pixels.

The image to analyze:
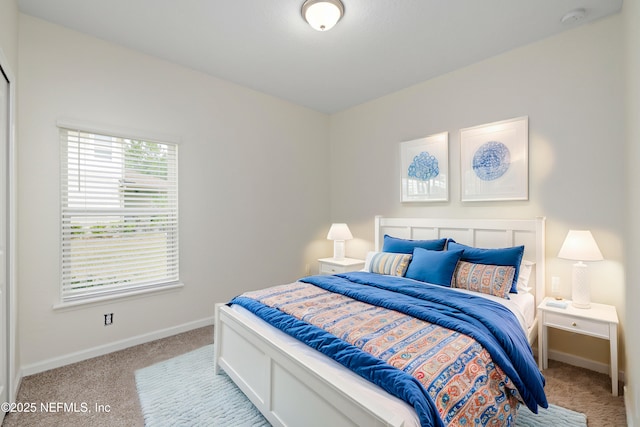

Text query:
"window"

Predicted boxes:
[[60, 126, 179, 303]]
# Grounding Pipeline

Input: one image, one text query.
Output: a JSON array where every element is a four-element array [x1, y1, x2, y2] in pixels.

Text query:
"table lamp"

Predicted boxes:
[[557, 230, 603, 308], [326, 223, 353, 261]]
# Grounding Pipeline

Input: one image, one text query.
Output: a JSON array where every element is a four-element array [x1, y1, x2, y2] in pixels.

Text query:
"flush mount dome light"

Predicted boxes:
[[302, 0, 344, 31]]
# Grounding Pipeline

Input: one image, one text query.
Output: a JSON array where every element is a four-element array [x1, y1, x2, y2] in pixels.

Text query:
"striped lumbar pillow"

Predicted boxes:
[[369, 252, 412, 276]]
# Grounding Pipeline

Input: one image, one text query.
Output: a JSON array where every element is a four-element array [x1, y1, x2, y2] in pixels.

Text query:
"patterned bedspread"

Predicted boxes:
[[230, 272, 547, 427]]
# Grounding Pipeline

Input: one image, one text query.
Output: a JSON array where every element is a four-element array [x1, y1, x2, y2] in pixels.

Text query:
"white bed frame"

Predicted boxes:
[[214, 216, 546, 427]]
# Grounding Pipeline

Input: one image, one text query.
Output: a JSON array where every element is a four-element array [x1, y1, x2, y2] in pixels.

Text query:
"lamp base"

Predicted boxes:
[[571, 261, 591, 309], [571, 301, 591, 309], [333, 240, 345, 261]]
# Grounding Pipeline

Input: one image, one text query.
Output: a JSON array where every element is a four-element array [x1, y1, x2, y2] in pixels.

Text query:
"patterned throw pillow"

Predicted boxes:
[[369, 252, 412, 276], [452, 261, 516, 299], [447, 242, 524, 294]]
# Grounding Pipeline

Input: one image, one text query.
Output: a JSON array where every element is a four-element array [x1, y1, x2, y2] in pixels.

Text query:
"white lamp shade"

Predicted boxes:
[[302, 0, 344, 31], [557, 230, 603, 262], [326, 223, 353, 241]]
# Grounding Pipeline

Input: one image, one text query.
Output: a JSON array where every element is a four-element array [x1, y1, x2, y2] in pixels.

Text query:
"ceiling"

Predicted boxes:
[[18, 0, 623, 114]]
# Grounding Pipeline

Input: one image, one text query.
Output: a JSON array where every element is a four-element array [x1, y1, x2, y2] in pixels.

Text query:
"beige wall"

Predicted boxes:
[[329, 15, 626, 371], [624, 0, 640, 424], [0, 0, 18, 69], [17, 15, 331, 370]]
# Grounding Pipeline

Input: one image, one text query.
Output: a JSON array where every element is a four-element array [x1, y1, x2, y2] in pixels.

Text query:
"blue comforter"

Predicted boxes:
[[230, 272, 547, 427]]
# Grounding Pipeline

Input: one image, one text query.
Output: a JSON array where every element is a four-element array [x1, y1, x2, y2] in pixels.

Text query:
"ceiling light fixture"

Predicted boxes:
[[302, 0, 344, 31]]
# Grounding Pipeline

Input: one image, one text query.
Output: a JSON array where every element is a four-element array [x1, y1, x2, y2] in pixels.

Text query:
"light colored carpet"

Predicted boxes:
[[135, 344, 587, 427], [2, 326, 626, 426]]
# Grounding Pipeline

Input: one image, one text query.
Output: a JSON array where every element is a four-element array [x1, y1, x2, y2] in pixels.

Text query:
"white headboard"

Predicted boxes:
[[374, 216, 546, 308]]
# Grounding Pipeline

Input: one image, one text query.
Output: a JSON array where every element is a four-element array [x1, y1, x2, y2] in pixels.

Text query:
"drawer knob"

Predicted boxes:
[[572, 322, 577, 327]]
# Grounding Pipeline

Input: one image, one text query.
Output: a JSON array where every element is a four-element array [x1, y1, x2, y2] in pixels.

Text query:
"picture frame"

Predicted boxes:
[[460, 116, 528, 202], [400, 132, 448, 202]]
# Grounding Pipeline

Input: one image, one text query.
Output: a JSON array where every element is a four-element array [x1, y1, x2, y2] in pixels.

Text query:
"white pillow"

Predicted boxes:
[[517, 260, 535, 293], [363, 251, 378, 271]]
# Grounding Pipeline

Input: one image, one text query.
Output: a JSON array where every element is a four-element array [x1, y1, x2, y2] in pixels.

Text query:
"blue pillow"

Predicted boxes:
[[447, 242, 524, 293], [405, 248, 464, 287], [382, 235, 447, 254]]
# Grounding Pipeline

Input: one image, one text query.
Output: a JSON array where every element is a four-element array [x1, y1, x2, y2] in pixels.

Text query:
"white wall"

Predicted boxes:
[[329, 16, 626, 370], [17, 15, 331, 370], [624, 0, 640, 424]]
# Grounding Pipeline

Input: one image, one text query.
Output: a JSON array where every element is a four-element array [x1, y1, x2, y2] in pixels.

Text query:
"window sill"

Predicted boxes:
[[53, 282, 184, 311]]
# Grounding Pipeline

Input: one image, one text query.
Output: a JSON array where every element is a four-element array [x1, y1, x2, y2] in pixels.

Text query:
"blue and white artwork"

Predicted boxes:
[[407, 151, 439, 181], [460, 116, 528, 201], [472, 141, 510, 181], [400, 132, 448, 202]]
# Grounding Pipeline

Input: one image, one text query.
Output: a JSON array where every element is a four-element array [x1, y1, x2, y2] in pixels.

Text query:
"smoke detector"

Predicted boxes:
[[561, 8, 587, 25]]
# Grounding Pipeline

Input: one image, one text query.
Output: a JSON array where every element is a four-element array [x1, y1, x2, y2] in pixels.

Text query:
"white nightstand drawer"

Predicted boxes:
[[317, 258, 365, 275], [320, 264, 343, 275], [544, 311, 610, 339]]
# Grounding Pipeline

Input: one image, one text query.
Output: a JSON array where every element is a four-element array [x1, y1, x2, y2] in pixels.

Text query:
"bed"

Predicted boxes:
[[214, 216, 547, 427]]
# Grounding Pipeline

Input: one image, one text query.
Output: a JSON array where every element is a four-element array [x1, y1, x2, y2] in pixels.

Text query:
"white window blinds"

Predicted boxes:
[[60, 127, 179, 302]]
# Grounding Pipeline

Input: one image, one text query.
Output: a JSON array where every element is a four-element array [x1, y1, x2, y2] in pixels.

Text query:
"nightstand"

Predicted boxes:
[[318, 257, 365, 275], [537, 296, 619, 395]]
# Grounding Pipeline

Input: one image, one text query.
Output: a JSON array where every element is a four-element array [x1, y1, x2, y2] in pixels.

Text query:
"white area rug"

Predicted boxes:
[[135, 345, 587, 427]]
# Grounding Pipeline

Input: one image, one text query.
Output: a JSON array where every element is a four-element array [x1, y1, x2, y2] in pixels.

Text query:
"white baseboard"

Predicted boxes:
[[12, 371, 22, 402], [548, 349, 625, 382], [625, 386, 634, 427], [21, 316, 215, 377]]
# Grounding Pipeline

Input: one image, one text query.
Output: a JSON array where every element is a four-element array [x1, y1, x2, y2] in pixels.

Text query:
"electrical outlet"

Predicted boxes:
[[104, 313, 113, 326]]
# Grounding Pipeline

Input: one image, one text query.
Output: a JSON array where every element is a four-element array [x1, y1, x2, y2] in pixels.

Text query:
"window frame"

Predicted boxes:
[[57, 120, 181, 306]]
